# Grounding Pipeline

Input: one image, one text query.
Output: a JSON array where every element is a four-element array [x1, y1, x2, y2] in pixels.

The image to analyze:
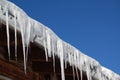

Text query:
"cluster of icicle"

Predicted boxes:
[[0, 0, 120, 80]]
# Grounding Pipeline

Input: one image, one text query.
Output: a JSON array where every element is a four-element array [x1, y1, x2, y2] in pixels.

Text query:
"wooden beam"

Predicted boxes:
[[0, 58, 34, 80]]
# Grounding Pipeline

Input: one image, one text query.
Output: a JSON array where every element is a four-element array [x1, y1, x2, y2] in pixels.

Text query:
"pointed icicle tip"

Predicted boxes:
[[5, 4, 11, 61]]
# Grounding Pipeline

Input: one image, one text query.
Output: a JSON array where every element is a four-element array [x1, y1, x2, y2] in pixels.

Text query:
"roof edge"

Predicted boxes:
[[0, 0, 120, 80]]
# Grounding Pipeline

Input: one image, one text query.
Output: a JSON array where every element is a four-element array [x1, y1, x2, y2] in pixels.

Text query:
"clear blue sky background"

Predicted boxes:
[[9, 0, 120, 74]]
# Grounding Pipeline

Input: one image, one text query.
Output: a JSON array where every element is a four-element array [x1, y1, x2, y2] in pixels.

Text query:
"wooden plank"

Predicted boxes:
[[0, 58, 34, 80]]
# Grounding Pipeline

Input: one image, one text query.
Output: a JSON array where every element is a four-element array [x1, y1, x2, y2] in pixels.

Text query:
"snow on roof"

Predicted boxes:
[[0, 0, 120, 80]]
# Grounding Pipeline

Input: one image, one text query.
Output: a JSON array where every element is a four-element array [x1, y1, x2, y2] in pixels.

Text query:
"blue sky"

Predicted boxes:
[[9, 0, 120, 74]]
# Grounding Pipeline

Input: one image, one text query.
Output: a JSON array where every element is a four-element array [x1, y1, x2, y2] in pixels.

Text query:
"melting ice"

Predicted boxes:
[[0, 0, 120, 80]]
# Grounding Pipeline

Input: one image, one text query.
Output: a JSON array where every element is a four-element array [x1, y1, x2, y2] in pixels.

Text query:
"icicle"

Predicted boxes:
[[75, 67, 79, 80], [68, 46, 72, 66], [75, 50, 80, 80], [73, 50, 78, 80], [73, 49, 79, 80], [17, 11, 27, 74], [85, 57, 89, 80], [64, 59, 67, 69], [72, 66, 75, 80], [21, 26, 27, 74], [64, 44, 68, 69], [68, 52, 71, 66], [21, 24, 27, 74], [51, 37, 56, 72], [84, 56, 91, 80], [25, 18, 31, 63], [79, 53, 83, 80], [70, 48, 75, 80], [46, 29, 51, 57], [0, 5, 1, 10], [97, 66, 102, 80], [13, 7, 17, 61], [43, 28, 48, 61], [52, 49, 55, 72], [5, 5, 10, 60], [57, 39, 65, 80], [0, 5, 1, 16]]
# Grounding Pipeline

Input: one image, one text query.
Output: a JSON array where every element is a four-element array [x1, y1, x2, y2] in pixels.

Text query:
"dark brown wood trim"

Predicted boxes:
[[0, 58, 33, 80]]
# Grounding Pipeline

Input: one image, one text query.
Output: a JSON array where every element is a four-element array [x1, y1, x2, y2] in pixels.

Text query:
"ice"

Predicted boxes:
[[25, 18, 31, 63], [13, 7, 17, 60], [102, 67, 120, 80], [5, 5, 10, 60], [16, 10, 32, 74], [76, 68, 79, 80], [72, 66, 75, 80], [75, 51, 80, 80], [76, 52, 83, 80], [79, 53, 83, 80], [51, 34, 56, 72], [85, 57, 91, 80], [18, 14, 27, 74], [0, 0, 120, 80], [46, 29, 51, 57], [57, 39, 65, 80], [52, 46, 56, 72], [43, 28, 48, 61], [73, 49, 79, 80]]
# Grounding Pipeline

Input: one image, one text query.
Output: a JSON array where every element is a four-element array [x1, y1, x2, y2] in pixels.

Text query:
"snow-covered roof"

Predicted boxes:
[[0, 0, 120, 80]]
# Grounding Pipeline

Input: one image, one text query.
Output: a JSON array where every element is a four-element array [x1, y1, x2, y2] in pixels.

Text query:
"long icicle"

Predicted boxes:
[[57, 39, 65, 80], [85, 57, 91, 80], [43, 28, 48, 61], [51, 38, 55, 72], [72, 66, 75, 80], [6, 5, 10, 60], [18, 11, 27, 74], [14, 7, 17, 61], [74, 50, 79, 80], [76, 50, 80, 80], [25, 18, 31, 63], [46, 29, 51, 57], [21, 22, 27, 74], [73, 51, 76, 80], [80, 54, 83, 80], [75, 67, 79, 80], [75, 59, 79, 80], [52, 47, 56, 72]]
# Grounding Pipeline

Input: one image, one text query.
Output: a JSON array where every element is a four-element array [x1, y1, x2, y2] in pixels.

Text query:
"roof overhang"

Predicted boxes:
[[0, 0, 120, 80]]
